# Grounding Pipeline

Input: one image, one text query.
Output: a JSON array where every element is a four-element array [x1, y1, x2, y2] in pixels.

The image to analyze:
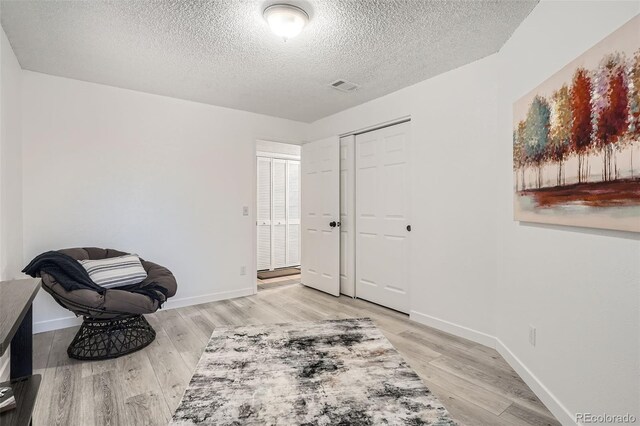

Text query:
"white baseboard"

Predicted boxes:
[[495, 338, 576, 426], [33, 287, 256, 334], [33, 315, 82, 334], [164, 287, 255, 310], [410, 310, 576, 426], [410, 310, 497, 348]]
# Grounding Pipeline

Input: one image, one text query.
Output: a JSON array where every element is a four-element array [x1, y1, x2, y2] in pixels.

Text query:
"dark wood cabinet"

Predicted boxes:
[[0, 279, 41, 426]]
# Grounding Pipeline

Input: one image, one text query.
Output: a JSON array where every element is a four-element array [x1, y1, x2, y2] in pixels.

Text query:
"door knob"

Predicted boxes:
[[330, 221, 337, 228], [406, 225, 412, 232]]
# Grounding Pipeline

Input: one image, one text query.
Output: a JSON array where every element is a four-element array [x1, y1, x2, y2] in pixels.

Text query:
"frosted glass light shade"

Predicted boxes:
[[263, 4, 309, 40]]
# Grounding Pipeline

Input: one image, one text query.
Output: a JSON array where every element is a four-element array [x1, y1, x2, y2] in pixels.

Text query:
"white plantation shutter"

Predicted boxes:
[[257, 226, 271, 271], [272, 160, 287, 221], [272, 159, 287, 268], [288, 161, 300, 219], [272, 226, 287, 268], [287, 160, 301, 266], [256, 156, 301, 271], [257, 157, 272, 270]]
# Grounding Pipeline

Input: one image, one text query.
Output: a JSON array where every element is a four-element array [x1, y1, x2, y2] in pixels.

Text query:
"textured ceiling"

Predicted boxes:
[[0, 0, 537, 122]]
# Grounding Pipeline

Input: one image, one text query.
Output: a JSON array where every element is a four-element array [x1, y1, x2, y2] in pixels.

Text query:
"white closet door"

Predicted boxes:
[[287, 160, 301, 266], [301, 136, 340, 296], [272, 159, 287, 269], [355, 122, 411, 313], [257, 157, 272, 271], [340, 136, 355, 297]]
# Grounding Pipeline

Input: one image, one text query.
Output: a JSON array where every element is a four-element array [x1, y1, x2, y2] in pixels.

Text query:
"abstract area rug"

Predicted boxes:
[[171, 318, 456, 425]]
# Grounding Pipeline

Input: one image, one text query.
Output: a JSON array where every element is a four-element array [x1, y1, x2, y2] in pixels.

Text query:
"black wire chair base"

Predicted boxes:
[[67, 314, 156, 360]]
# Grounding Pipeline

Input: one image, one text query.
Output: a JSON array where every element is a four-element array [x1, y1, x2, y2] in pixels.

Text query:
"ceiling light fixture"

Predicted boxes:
[[263, 4, 309, 41]]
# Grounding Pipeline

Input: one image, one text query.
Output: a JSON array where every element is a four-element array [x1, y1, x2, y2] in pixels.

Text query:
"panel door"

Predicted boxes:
[[355, 122, 411, 312], [287, 160, 301, 266], [301, 136, 340, 296], [257, 157, 272, 271], [340, 136, 355, 297], [271, 159, 287, 269]]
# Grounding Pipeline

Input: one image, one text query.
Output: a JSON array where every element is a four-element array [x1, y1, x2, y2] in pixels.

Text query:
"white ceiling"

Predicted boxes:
[[0, 0, 537, 122]]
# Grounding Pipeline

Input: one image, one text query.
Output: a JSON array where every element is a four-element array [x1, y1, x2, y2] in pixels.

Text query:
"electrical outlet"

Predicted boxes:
[[242, 206, 249, 216], [529, 325, 536, 347], [240, 266, 246, 276]]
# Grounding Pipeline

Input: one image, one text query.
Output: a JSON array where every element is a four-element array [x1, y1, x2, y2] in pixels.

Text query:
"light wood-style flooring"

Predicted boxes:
[[32, 277, 560, 426]]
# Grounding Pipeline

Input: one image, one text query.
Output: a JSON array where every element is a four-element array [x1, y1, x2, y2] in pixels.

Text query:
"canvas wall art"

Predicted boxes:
[[513, 15, 640, 233]]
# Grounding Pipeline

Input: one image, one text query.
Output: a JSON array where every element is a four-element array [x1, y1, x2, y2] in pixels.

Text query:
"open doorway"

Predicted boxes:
[[256, 140, 302, 290]]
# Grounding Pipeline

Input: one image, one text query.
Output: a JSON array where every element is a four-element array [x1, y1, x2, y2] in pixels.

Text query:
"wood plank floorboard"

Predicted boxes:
[[32, 281, 560, 426], [32, 330, 54, 375], [125, 391, 172, 426], [90, 370, 126, 426]]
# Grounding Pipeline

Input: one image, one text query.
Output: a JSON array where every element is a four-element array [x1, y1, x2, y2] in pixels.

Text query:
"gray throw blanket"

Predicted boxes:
[[23, 251, 168, 305]]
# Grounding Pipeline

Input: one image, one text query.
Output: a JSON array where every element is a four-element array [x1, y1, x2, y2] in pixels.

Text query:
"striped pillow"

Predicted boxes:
[[79, 254, 147, 288]]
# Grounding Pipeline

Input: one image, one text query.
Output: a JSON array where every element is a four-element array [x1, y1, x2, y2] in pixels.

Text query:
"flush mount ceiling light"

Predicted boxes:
[[263, 4, 309, 41]]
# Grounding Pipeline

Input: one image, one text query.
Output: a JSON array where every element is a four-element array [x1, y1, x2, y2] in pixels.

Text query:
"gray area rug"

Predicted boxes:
[[171, 318, 457, 425]]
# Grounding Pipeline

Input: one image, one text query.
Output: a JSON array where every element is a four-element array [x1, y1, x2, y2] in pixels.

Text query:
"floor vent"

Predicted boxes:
[[330, 79, 360, 92]]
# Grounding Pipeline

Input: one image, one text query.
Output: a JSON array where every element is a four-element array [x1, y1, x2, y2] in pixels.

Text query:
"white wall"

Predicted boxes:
[[21, 71, 307, 332], [496, 2, 640, 423], [0, 23, 23, 383], [308, 2, 640, 424], [8, 1, 640, 422], [0, 25, 23, 281], [308, 54, 500, 343]]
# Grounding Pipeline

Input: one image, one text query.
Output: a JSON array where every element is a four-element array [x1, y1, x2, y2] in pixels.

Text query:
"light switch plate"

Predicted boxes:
[[243, 206, 249, 216], [529, 325, 536, 347]]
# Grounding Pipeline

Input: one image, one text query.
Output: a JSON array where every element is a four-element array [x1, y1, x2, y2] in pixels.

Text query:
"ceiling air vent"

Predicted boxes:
[[330, 79, 360, 93]]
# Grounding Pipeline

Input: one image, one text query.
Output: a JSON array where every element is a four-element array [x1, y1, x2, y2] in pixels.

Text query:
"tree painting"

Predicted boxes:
[[570, 68, 592, 183], [629, 50, 640, 139], [513, 15, 640, 233], [549, 85, 571, 185], [524, 96, 551, 188], [629, 50, 640, 177], [513, 120, 527, 191], [594, 54, 628, 181]]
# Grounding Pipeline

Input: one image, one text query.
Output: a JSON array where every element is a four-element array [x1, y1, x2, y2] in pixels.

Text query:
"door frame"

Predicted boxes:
[[252, 139, 302, 295], [340, 135, 356, 297], [339, 116, 411, 138], [252, 141, 258, 295]]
